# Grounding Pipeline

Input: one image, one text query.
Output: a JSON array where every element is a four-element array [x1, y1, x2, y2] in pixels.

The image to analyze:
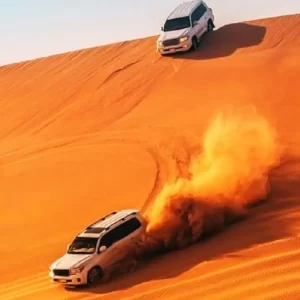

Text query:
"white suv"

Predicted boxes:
[[49, 209, 146, 286], [157, 0, 215, 55]]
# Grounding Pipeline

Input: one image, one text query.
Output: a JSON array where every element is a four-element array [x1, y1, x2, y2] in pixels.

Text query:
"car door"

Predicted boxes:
[[96, 217, 143, 271], [198, 3, 208, 36], [191, 6, 202, 38]]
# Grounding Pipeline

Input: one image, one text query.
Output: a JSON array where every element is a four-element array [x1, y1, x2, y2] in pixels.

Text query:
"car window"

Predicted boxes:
[[99, 226, 120, 248], [99, 218, 142, 250], [121, 217, 142, 236], [191, 4, 207, 22], [68, 237, 98, 254], [198, 4, 207, 19], [196, 5, 203, 21], [191, 6, 199, 23], [163, 17, 191, 32]]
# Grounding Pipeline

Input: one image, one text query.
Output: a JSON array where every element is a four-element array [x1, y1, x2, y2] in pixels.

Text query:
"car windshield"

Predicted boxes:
[[67, 237, 98, 254], [163, 17, 191, 32]]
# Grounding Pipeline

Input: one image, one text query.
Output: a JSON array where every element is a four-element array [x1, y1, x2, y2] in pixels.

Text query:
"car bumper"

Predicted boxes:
[[49, 271, 86, 286], [157, 40, 192, 54]]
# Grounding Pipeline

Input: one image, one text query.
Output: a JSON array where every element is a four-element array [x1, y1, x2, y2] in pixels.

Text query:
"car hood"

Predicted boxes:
[[51, 253, 92, 270], [158, 28, 190, 41]]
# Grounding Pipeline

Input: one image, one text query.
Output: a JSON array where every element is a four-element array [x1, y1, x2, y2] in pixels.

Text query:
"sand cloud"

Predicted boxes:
[[105, 105, 281, 281], [142, 105, 280, 250]]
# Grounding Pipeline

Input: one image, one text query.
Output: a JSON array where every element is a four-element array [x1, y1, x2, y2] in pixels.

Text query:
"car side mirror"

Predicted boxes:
[[161, 26, 164, 31], [99, 245, 107, 253], [193, 21, 198, 27]]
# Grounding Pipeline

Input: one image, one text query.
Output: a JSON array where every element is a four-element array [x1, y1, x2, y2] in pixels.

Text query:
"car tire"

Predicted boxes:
[[192, 37, 198, 51], [207, 20, 214, 32], [87, 266, 103, 286]]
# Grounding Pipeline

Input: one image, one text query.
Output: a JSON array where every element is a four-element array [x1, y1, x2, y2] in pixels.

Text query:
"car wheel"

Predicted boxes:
[[207, 21, 214, 32], [192, 37, 198, 51], [87, 266, 103, 286]]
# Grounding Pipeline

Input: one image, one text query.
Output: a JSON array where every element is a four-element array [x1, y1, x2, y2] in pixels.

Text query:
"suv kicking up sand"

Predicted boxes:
[[157, 0, 215, 55], [49, 209, 146, 286]]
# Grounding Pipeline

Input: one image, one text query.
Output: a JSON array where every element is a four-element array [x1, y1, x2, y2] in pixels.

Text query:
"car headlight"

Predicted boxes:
[[179, 37, 188, 43], [70, 265, 85, 275], [157, 41, 163, 47]]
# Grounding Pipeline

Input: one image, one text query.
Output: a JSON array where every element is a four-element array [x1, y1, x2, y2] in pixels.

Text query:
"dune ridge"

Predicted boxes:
[[1, 13, 300, 300]]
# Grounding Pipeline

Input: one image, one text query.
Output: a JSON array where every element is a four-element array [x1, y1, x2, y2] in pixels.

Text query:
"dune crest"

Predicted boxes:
[[1, 13, 300, 300]]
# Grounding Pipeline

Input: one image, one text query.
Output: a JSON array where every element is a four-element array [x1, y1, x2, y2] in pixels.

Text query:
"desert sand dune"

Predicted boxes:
[[1, 13, 300, 300]]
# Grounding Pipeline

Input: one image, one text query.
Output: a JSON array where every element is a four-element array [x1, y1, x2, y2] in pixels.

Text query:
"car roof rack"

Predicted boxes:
[[85, 211, 117, 229]]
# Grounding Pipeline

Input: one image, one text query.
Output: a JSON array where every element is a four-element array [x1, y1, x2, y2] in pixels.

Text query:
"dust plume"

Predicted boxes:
[[142, 105, 280, 250], [102, 105, 281, 281]]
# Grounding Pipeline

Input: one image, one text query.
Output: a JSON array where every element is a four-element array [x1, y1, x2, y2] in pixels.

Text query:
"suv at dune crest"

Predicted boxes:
[[49, 209, 146, 286], [157, 0, 215, 55]]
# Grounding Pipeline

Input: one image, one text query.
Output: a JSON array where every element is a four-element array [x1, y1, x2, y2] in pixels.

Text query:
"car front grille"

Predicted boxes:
[[163, 38, 180, 47], [53, 269, 70, 277]]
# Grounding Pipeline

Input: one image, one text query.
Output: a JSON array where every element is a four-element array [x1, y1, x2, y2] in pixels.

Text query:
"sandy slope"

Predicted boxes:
[[1, 13, 300, 300]]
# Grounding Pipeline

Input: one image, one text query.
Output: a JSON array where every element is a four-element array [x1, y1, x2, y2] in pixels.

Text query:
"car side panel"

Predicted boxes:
[[199, 4, 212, 36], [99, 226, 144, 271], [94, 217, 146, 271], [203, 1, 214, 24]]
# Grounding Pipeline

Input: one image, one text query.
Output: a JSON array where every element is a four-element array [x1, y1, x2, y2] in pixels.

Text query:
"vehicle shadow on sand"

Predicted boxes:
[[70, 154, 300, 296], [168, 22, 267, 60]]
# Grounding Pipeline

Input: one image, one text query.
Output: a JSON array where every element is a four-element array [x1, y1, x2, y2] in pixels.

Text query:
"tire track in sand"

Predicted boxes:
[[0, 274, 54, 300], [78, 237, 300, 300], [10, 237, 296, 300]]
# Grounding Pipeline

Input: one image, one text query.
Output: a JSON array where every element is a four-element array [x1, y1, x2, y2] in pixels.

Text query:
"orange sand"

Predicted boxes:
[[1, 14, 300, 300]]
